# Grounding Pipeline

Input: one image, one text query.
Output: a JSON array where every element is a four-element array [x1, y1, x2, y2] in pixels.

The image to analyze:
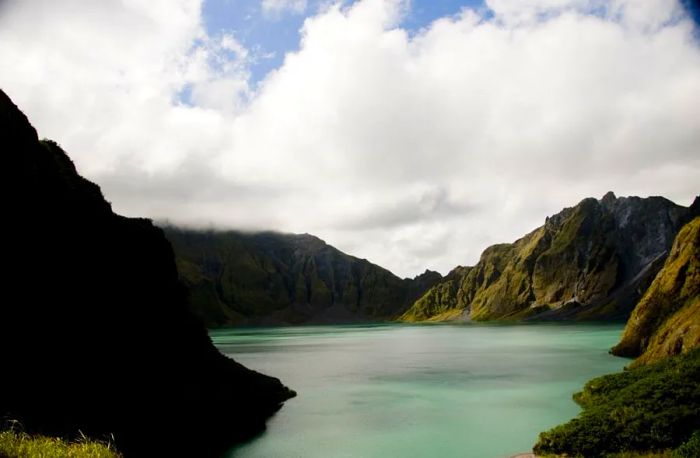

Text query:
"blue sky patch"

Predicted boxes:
[[202, 0, 488, 85], [202, 0, 700, 87]]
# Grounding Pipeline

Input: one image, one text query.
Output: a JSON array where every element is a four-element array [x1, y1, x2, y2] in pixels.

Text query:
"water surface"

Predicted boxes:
[[211, 323, 627, 458]]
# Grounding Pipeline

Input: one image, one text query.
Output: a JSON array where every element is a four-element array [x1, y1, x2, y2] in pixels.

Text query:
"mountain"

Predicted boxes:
[[401, 192, 698, 322], [163, 227, 442, 326], [611, 216, 700, 366], [0, 89, 294, 457], [534, 216, 700, 456]]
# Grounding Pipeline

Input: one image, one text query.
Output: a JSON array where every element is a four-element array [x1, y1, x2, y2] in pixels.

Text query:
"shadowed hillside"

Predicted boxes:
[[163, 227, 442, 326], [612, 216, 700, 366], [0, 89, 294, 457]]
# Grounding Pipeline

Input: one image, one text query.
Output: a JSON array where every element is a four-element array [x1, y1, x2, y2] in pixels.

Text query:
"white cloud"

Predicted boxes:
[[262, 0, 308, 17], [485, 0, 684, 29], [1, 0, 699, 278]]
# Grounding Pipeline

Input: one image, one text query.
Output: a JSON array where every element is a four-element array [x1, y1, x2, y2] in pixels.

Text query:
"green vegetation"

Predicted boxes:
[[533, 348, 700, 457], [0, 429, 120, 458], [606, 452, 672, 458], [673, 430, 700, 457], [534, 216, 700, 457], [401, 227, 551, 322], [612, 217, 700, 365], [402, 194, 694, 323], [163, 227, 441, 326], [400, 266, 471, 321], [165, 192, 696, 326]]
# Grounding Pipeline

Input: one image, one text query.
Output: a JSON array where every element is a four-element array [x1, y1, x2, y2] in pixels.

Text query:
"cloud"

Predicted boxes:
[[334, 185, 478, 231], [262, 0, 308, 17], [1, 0, 699, 278], [485, 0, 685, 29]]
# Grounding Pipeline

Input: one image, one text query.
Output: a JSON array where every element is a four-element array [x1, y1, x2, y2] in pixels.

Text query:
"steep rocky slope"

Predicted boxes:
[[611, 217, 700, 366], [535, 217, 700, 457], [402, 193, 698, 322], [164, 227, 442, 326], [0, 90, 294, 457], [535, 218, 700, 455]]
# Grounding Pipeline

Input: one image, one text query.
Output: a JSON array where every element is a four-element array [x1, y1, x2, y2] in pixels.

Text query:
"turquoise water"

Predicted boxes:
[[211, 323, 628, 458]]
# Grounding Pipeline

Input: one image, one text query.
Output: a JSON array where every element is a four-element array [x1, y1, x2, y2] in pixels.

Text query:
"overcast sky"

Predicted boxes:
[[1, 0, 699, 278]]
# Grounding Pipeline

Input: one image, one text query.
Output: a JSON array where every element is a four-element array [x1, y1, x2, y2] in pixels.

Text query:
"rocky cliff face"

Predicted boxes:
[[0, 89, 294, 457], [611, 217, 700, 366], [164, 227, 442, 326], [401, 192, 697, 322]]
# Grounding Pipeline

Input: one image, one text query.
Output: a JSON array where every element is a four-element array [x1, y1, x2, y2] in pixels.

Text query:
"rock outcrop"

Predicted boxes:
[[0, 89, 294, 457], [401, 193, 698, 322], [164, 227, 442, 326], [534, 216, 700, 457], [611, 216, 700, 366]]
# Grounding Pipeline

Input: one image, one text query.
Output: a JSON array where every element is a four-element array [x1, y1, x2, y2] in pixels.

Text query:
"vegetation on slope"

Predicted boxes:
[[399, 266, 472, 321], [612, 217, 700, 366], [534, 216, 700, 457], [402, 226, 551, 321], [0, 427, 120, 458], [402, 193, 697, 323], [164, 227, 441, 326], [533, 348, 700, 457], [165, 191, 697, 327]]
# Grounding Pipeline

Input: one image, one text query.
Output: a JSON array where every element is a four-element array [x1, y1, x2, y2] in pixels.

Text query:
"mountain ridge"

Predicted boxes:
[[163, 226, 442, 326], [401, 191, 698, 322], [165, 191, 697, 327]]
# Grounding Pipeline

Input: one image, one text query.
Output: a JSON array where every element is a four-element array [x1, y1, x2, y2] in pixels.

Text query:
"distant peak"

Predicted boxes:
[[414, 269, 442, 280], [690, 195, 700, 213], [601, 191, 617, 203]]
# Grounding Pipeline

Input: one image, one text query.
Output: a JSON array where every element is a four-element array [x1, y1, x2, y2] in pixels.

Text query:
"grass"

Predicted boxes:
[[0, 428, 120, 458]]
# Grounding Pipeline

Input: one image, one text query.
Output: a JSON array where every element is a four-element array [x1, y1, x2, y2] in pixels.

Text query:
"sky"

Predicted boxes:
[[0, 0, 699, 278]]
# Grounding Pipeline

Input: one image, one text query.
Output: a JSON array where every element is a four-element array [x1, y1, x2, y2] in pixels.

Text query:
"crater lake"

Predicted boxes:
[[212, 323, 627, 458]]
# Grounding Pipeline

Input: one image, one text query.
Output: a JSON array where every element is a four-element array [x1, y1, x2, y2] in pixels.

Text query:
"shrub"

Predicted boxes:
[[673, 430, 700, 458], [533, 348, 700, 456]]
